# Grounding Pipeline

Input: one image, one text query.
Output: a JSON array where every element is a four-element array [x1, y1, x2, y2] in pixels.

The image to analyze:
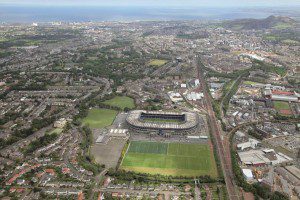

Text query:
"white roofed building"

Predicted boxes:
[[237, 139, 260, 151], [242, 169, 254, 181]]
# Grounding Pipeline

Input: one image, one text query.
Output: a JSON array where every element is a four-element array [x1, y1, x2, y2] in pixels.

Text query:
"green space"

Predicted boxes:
[[282, 39, 299, 45], [0, 51, 13, 58], [273, 101, 292, 116], [149, 59, 168, 66], [48, 128, 63, 135], [103, 96, 135, 110], [0, 38, 8, 42], [273, 101, 290, 110], [253, 60, 287, 77], [121, 141, 218, 177], [274, 23, 293, 30], [263, 31, 299, 46], [264, 35, 278, 41], [221, 80, 234, 98], [81, 108, 117, 129], [243, 81, 260, 85]]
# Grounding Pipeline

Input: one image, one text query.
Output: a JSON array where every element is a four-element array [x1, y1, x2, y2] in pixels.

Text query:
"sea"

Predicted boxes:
[[0, 5, 299, 23]]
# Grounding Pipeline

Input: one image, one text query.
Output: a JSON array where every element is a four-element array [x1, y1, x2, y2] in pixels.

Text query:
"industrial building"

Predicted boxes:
[[238, 149, 293, 166], [237, 138, 261, 151], [242, 169, 254, 181], [264, 89, 300, 102]]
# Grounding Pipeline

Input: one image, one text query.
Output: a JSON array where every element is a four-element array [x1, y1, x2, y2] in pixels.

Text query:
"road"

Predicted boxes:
[[97, 188, 191, 200], [194, 57, 240, 200], [90, 169, 108, 200]]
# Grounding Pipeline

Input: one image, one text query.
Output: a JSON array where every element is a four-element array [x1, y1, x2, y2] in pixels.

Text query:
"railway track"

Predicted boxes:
[[194, 57, 240, 200]]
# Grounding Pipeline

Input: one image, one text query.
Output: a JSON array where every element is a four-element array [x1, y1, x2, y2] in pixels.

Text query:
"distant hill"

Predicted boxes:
[[224, 15, 296, 30]]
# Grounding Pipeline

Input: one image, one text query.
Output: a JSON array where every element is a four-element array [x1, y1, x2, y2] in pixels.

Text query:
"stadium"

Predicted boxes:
[[126, 110, 199, 135]]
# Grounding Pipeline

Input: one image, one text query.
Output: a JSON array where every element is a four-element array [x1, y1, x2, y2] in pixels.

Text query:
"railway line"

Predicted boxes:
[[194, 57, 240, 200]]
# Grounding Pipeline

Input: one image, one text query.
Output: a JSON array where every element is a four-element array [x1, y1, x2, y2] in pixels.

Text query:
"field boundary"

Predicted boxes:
[[119, 142, 131, 167]]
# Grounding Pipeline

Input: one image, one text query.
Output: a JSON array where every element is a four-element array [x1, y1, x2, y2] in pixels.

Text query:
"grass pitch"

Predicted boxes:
[[274, 101, 290, 110], [149, 59, 168, 66], [121, 141, 218, 177], [103, 96, 135, 110], [273, 101, 292, 116], [82, 108, 117, 129]]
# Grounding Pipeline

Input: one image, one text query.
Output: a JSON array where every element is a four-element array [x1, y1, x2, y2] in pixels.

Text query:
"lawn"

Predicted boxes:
[[273, 101, 290, 110], [48, 128, 63, 135], [243, 81, 260, 86], [103, 96, 135, 110], [82, 108, 117, 129], [121, 141, 218, 177], [273, 101, 292, 116], [149, 59, 168, 66]]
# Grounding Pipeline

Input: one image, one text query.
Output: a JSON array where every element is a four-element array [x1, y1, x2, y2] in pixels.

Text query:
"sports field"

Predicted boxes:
[[273, 101, 292, 116], [82, 108, 117, 128], [103, 96, 135, 110], [149, 59, 168, 66], [121, 141, 218, 177], [274, 101, 290, 110]]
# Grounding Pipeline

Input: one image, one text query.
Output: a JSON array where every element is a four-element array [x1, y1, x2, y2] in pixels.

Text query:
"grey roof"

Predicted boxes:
[[126, 110, 198, 130]]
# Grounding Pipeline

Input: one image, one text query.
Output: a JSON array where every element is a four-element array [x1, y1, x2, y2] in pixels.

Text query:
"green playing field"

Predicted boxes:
[[103, 96, 135, 110], [121, 141, 218, 177], [81, 108, 117, 129]]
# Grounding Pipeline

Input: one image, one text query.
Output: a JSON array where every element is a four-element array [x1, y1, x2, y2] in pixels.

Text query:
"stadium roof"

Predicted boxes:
[[126, 110, 198, 130]]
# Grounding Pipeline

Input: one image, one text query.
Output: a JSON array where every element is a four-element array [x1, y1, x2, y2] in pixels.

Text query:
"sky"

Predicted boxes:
[[1, 0, 300, 7]]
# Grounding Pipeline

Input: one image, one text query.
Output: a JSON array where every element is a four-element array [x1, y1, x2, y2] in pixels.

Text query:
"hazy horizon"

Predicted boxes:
[[1, 1, 300, 23], [1, 0, 300, 7]]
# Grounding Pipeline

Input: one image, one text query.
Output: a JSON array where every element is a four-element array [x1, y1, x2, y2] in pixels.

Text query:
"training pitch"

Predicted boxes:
[[120, 141, 218, 177], [273, 101, 292, 116], [149, 59, 168, 66], [82, 108, 117, 129], [103, 96, 135, 110], [274, 101, 290, 110]]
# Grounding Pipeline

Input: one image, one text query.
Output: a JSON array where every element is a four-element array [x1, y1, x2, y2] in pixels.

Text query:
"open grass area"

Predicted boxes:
[[48, 128, 63, 135], [149, 59, 168, 66], [282, 39, 299, 45], [274, 23, 293, 30], [253, 60, 287, 77], [82, 108, 117, 129], [121, 141, 218, 177], [273, 101, 290, 110], [103, 96, 135, 110], [273, 101, 292, 116], [243, 81, 260, 85]]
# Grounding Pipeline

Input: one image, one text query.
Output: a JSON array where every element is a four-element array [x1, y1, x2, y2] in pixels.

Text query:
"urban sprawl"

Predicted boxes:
[[0, 16, 299, 200]]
